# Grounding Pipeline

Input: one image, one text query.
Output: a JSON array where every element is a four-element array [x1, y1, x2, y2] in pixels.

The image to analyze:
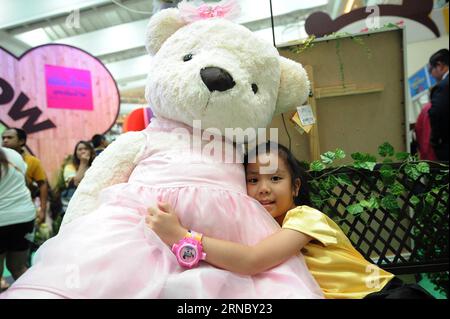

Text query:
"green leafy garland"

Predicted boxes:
[[288, 24, 421, 88], [307, 142, 449, 297], [308, 142, 448, 218]]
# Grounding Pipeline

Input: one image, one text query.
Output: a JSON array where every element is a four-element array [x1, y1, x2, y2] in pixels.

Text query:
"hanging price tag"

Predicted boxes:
[[297, 105, 315, 126], [290, 111, 312, 134]]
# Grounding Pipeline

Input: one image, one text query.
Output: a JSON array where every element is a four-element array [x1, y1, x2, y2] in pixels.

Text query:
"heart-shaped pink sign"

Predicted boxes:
[[0, 44, 120, 183]]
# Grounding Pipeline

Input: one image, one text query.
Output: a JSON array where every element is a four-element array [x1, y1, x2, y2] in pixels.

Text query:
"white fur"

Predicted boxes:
[[145, 8, 187, 56], [276, 57, 311, 114], [145, 18, 281, 134], [61, 132, 146, 226]]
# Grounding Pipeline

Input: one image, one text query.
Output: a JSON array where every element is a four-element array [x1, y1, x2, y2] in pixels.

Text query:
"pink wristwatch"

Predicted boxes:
[[172, 230, 206, 268]]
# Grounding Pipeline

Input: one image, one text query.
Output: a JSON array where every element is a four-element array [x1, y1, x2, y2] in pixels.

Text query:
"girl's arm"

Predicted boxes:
[[147, 202, 312, 276]]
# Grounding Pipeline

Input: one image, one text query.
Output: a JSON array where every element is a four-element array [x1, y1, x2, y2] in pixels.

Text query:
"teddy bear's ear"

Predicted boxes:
[[275, 56, 310, 115], [145, 8, 187, 56]]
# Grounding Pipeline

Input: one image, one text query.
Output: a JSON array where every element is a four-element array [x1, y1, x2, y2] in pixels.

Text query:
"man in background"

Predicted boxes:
[[91, 134, 109, 156], [428, 49, 449, 161]]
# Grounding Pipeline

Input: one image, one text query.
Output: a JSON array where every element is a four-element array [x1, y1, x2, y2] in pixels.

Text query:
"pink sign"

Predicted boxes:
[[0, 44, 120, 183], [45, 64, 93, 110]]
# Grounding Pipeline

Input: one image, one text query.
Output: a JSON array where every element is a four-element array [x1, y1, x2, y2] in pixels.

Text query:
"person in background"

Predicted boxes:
[[428, 49, 449, 161], [0, 147, 36, 292], [91, 134, 109, 156], [414, 86, 437, 161], [60, 141, 95, 214], [1, 128, 47, 224]]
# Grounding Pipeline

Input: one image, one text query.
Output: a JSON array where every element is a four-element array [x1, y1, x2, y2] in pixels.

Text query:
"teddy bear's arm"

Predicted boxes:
[[61, 131, 147, 227]]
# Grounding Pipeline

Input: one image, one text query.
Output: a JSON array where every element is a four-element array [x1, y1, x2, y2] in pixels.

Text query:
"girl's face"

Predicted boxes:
[[76, 143, 91, 159], [246, 152, 300, 225]]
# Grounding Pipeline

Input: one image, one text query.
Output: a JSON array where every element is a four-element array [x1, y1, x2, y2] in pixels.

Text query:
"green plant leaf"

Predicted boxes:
[[326, 176, 339, 189], [380, 164, 396, 185], [310, 161, 326, 171], [425, 188, 442, 205], [353, 161, 377, 171], [311, 194, 324, 207], [395, 152, 410, 161], [380, 194, 400, 210], [416, 162, 430, 174], [378, 142, 394, 157], [410, 195, 420, 206], [321, 151, 336, 164], [383, 158, 393, 163], [404, 164, 421, 181], [351, 152, 377, 162], [319, 189, 330, 198], [336, 174, 352, 186], [390, 182, 406, 196], [351, 152, 364, 161], [335, 149, 346, 160], [347, 204, 364, 215], [360, 197, 379, 210]]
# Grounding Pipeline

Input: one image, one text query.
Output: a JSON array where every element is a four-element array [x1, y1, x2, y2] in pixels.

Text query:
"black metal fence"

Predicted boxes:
[[307, 162, 449, 275]]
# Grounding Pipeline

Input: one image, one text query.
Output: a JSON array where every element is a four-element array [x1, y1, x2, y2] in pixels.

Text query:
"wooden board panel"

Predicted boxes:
[[272, 29, 407, 164]]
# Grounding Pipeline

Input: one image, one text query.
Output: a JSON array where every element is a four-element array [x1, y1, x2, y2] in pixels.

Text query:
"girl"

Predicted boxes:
[[63, 141, 95, 188], [60, 141, 95, 214], [147, 141, 433, 299]]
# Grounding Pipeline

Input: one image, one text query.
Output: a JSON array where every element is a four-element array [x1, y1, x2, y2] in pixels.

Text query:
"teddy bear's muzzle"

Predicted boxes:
[[200, 67, 236, 92]]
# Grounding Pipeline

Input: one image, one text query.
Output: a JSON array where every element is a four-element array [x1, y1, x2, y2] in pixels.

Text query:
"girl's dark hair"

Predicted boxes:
[[72, 140, 95, 168], [0, 148, 9, 180], [244, 141, 312, 206]]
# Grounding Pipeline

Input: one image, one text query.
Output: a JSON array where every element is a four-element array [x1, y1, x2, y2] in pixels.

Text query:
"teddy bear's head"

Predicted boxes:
[[144, 6, 309, 134]]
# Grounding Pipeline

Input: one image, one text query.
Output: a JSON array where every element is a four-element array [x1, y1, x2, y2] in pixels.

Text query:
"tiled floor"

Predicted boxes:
[[418, 275, 447, 299]]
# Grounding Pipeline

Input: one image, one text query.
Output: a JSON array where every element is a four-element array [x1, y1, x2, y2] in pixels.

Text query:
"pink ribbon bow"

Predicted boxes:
[[198, 4, 227, 18], [179, 0, 241, 23]]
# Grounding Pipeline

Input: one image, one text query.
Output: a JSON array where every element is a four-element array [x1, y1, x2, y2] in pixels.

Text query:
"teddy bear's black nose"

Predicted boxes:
[[200, 67, 236, 92]]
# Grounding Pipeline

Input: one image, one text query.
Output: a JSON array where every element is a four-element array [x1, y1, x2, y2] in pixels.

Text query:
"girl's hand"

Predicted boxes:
[[146, 202, 187, 246]]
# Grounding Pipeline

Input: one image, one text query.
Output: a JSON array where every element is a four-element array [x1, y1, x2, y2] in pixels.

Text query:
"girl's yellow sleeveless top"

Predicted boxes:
[[282, 206, 395, 299]]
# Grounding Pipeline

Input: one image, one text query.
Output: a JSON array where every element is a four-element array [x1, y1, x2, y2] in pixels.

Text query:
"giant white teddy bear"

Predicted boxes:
[[2, 1, 323, 299]]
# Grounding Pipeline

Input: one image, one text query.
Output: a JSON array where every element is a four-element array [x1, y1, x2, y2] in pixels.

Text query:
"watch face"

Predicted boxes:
[[180, 244, 197, 263]]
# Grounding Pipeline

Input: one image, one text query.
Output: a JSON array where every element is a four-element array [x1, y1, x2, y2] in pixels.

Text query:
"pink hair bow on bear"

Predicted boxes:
[[178, 0, 241, 23]]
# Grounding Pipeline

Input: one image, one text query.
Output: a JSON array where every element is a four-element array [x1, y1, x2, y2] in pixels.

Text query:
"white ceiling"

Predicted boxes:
[[1, 0, 366, 101]]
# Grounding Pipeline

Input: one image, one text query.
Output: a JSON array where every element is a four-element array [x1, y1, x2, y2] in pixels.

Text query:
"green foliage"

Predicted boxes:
[[380, 165, 396, 185], [307, 142, 449, 297], [378, 142, 394, 157], [289, 35, 316, 54], [347, 203, 364, 215], [289, 32, 371, 88], [395, 152, 410, 161], [310, 160, 326, 172]]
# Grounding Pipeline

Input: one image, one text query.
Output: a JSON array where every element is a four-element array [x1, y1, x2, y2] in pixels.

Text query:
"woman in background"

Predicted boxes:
[[0, 147, 36, 292]]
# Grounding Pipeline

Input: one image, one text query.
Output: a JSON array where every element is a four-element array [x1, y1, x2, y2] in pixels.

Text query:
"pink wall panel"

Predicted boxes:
[[0, 44, 120, 183]]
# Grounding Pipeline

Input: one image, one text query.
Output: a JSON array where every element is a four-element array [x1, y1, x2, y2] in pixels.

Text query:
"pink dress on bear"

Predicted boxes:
[[2, 118, 323, 299]]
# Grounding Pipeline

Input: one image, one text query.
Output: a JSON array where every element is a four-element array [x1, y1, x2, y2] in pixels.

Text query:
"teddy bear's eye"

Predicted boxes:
[[251, 83, 258, 94], [183, 54, 193, 62]]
